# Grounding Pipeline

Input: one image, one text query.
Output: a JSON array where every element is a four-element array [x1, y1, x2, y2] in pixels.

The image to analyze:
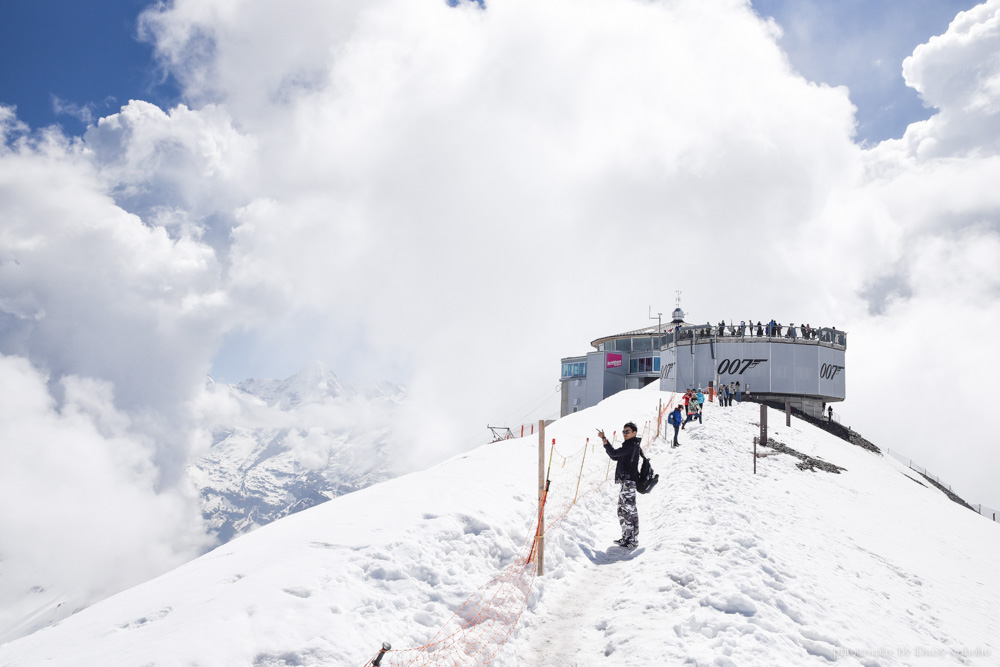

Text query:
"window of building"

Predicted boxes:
[[616, 338, 631, 352], [562, 362, 588, 378], [633, 337, 652, 352], [629, 356, 661, 373]]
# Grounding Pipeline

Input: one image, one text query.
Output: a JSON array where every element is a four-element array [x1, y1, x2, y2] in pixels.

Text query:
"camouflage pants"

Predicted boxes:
[[617, 481, 639, 541]]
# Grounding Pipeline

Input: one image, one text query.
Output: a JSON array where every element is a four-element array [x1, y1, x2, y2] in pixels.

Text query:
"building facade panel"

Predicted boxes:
[[593, 350, 626, 405], [658, 347, 679, 393], [817, 345, 847, 399], [658, 339, 846, 399], [713, 340, 775, 393]]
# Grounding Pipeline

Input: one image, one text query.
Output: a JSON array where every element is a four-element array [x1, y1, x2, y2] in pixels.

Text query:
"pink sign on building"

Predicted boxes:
[[606, 353, 623, 369]]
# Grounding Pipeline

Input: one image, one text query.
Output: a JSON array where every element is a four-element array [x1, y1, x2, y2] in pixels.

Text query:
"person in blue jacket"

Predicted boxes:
[[667, 405, 683, 447]]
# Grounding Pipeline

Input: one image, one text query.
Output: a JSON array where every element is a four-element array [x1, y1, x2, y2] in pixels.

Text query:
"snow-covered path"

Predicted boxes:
[[502, 394, 1000, 666]]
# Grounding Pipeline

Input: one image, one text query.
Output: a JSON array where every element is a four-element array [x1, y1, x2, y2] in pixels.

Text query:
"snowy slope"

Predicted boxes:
[[2, 386, 998, 666]]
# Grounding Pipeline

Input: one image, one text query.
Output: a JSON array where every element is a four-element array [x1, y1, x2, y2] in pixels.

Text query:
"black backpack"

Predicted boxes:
[[636, 449, 659, 494]]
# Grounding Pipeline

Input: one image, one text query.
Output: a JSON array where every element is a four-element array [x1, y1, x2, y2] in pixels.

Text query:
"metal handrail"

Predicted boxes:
[[662, 331, 846, 351]]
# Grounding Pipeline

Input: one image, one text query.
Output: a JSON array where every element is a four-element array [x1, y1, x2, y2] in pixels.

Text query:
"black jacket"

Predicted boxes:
[[604, 436, 641, 483]]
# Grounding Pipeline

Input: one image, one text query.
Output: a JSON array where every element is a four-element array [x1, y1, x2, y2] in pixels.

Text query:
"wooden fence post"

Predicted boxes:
[[757, 404, 768, 475], [760, 404, 768, 447], [537, 420, 545, 576], [574, 439, 588, 504]]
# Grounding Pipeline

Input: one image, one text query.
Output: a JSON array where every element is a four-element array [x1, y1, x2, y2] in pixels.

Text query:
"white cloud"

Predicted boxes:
[[0, 354, 211, 641], [84, 100, 257, 232], [52, 97, 97, 125], [837, 0, 1000, 508], [0, 123, 236, 488], [892, 0, 1000, 159], [0, 105, 28, 146], [136, 0, 863, 459]]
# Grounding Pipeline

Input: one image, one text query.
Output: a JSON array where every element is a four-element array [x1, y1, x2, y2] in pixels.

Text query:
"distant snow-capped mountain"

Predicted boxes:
[[190, 362, 404, 543], [0, 363, 405, 648]]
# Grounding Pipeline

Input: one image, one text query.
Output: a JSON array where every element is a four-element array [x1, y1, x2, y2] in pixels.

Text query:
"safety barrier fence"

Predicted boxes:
[[887, 449, 956, 491], [975, 504, 1000, 522], [361, 398, 676, 666], [886, 449, 997, 523]]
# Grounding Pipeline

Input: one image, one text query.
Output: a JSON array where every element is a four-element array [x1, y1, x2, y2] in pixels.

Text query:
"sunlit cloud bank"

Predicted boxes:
[[843, 0, 1000, 502], [0, 355, 211, 643], [133, 0, 863, 453], [2, 0, 1000, 641]]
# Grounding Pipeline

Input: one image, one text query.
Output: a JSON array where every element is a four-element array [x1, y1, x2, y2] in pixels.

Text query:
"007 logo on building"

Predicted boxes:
[[716, 359, 768, 375], [820, 364, 844, 380]]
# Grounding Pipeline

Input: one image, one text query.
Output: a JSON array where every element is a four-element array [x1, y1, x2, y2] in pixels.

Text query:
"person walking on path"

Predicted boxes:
[[735, 381, 742, 403], [688, 398, 702, 425], [682, 390, 694, 428], [668, 405, 683, 447], [599, 422, 641, 549], [728, 382, 736, 407], [696, 387, 705, 417]]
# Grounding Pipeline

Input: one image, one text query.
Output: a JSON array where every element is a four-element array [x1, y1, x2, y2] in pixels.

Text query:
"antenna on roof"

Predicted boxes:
[[671, 291, 686, 324], [649, 305, 663, 332]]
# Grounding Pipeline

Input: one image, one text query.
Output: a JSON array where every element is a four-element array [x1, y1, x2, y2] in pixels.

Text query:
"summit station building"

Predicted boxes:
[[560, 308, 847, 419]]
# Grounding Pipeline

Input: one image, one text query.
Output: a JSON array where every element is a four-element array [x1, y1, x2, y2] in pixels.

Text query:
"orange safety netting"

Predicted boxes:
[[361, 399, 676, 667]]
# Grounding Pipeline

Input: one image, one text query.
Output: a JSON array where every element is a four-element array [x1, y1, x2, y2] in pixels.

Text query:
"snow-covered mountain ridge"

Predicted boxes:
[[2, 386, 997, 666], [192, 362, 405, 542], [0, 362, 407, 648]]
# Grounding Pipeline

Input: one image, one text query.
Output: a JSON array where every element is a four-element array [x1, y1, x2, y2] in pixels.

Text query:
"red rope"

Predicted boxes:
[[359, 401, 670, 665]]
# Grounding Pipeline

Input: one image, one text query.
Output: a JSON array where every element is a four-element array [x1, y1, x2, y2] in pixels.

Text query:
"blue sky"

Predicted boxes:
[[753, 0, 980, 144], [0, 0, 180, 135], [0, 0, 980, 144]]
